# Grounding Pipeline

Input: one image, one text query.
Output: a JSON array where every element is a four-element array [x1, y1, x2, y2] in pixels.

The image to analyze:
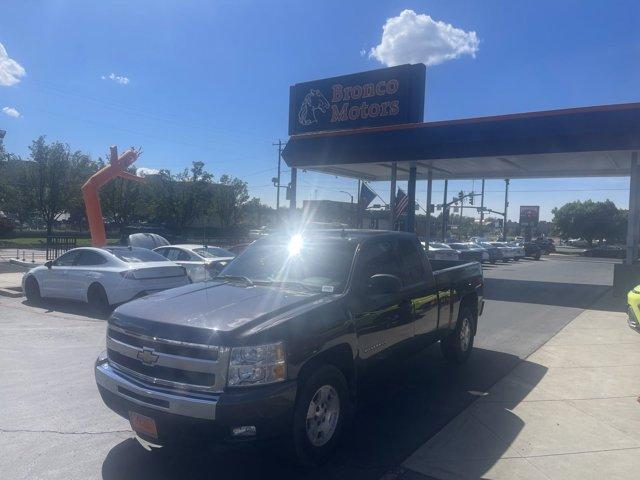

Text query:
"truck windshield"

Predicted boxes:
[[219, 237, 357, 292]]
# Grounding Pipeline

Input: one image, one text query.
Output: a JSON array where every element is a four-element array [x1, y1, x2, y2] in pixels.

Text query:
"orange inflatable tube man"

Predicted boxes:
[[82, 146, 144, 247]]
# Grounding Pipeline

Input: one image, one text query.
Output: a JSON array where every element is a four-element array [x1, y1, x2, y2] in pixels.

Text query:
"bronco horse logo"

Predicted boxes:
[[298, 89, 330, 126]]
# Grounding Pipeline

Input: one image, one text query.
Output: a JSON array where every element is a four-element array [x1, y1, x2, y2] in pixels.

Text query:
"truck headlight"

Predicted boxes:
[[227, 342, 286, 387]]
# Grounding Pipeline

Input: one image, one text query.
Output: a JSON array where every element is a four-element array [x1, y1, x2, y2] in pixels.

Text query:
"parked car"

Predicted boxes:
[[534, 238, 556, 254], [153, 244, 235, 282], [227, 242, 253, 256], [448, 242, 486, 263], [422, 241, 459, 261], [95, 230, 484, 465], [475, 242, 502, 264], [22, 247, 189, 313], [507, 242, 525, 261], [582, 244, 625, 258], [521, 242, 542, 260], [489, 242, 514, 262], [626, 285, 640, 332], [567, 238, 589, 248]]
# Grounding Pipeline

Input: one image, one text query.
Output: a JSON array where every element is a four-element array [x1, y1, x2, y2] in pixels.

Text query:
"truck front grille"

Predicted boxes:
[[106, 325, 229, 393]]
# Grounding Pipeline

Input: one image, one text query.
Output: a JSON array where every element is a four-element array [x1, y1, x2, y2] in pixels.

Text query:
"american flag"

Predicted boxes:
[[394, 188, 409, 218]]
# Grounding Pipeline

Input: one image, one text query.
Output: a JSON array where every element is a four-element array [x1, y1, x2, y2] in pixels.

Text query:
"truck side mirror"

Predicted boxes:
[[45, 261, 53, 269], [367, 274, 402, 295]]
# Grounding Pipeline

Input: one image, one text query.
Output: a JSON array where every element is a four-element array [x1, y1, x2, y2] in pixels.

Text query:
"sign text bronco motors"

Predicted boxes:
[[288, 64, 426, 136]]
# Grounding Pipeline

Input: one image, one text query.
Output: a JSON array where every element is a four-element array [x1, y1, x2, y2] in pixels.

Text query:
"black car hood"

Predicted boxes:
[[110, 281, 324, 341]]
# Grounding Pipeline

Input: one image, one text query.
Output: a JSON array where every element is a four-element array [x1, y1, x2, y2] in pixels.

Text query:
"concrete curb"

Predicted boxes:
[[9, 258, 41, 268], [0, 286, 22, 298]]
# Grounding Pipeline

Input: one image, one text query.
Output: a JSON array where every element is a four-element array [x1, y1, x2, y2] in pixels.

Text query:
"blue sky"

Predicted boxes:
[[1, 0, 639, 220]]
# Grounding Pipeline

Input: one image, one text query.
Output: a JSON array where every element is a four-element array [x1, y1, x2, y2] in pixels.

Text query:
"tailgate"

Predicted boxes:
[[432, 260, 482, 290]]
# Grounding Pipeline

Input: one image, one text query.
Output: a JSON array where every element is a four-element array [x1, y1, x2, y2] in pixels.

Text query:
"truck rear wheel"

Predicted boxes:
[[441, 306, 475, 364], [292, 365, 350, 466]]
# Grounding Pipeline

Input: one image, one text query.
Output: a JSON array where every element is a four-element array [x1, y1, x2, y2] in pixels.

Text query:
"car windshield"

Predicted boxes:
[[449, 243, 468, 250], [429, 242, 451, 249], [106, 248, 168, 263], [219, 236, 357, 292], [193, 246, 235, 258]]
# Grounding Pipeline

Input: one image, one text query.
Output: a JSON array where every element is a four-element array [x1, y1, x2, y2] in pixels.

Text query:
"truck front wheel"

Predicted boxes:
[[441, 306, 475, 364], [292, 365, 350, 466]]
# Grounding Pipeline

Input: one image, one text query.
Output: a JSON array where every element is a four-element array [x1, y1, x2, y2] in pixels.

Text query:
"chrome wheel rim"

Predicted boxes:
[[460, 317, 471, 352], [306, 384, 340, 447]]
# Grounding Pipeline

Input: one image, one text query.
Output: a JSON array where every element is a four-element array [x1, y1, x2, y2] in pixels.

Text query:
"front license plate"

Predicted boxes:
[[129, 412, 158, 439]]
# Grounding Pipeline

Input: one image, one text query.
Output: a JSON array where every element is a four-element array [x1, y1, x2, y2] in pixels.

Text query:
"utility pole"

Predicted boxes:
[[442, 180, 448, 241], [479, 179, 485, 236], [503, 179, 510, 241], [272, 140, 284, 210]]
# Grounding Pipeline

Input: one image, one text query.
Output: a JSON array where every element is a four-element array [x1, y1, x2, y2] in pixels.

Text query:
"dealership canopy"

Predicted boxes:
[[283, 102, 640, 181], [282, 65, 640, 280]]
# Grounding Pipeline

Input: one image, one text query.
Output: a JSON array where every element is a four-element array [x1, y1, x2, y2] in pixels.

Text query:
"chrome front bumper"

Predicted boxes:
[[95, 361, 218, 420]]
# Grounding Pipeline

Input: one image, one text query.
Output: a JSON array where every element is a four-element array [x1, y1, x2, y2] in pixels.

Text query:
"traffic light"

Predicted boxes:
[[469, 192, 474, 205], [458, 191, 464, 201]]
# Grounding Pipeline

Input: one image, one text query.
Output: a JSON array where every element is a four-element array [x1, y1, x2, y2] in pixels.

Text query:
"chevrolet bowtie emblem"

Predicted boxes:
[[137, 347, 159, 366]]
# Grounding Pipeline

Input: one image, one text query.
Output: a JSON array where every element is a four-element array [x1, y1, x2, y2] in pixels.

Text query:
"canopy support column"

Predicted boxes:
[[389, 163, 397, 230], [442, 180, 448, 241], [289, 167, 297, 210], [479, 179, 485, 236], [626, 152, 640, 265], [406, 166, 417, 233], [425, 169, 433, 248]]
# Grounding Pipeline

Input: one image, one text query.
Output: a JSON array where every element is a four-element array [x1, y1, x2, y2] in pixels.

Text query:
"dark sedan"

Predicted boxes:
[[522, 242, 542, 260]]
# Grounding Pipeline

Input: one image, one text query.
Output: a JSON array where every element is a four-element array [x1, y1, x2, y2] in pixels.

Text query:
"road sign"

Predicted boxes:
[[519, 205, 540, 227]]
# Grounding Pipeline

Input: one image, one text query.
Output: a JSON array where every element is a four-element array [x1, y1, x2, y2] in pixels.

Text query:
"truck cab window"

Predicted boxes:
[[357, 240, 402, 287], [397, 239, 426, 287]]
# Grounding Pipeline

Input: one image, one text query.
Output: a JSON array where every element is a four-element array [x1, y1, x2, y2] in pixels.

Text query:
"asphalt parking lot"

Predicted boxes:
[[0, 255, 624, 480]]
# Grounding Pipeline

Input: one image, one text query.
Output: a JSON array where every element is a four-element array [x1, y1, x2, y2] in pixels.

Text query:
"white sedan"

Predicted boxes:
[[22, 247, 190, 313], [153, 244, 235, 282]]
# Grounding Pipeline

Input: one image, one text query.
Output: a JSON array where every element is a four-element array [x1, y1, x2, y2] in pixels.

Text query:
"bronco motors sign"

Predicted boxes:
[[288, 64, 426, 136]]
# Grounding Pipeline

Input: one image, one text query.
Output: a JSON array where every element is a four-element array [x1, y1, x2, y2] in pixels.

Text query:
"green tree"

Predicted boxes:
[[552, 200, 626, 245], [149, 162, 215, 234], [99, 164, 144, 232], [26, 137, 75, 235], [212, 175, 250, 229]]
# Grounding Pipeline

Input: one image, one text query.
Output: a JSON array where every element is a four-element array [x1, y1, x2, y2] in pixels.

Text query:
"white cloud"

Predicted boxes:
[[136, 167, 159, 176], [2, 106, 20, 118], [0, 42, 26, 86], [102, 73, 130, 85], [369, 10, 479, 67]]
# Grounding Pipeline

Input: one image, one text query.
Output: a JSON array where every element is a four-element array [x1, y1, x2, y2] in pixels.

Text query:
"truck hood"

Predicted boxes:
[[110, 280, 323, 339]]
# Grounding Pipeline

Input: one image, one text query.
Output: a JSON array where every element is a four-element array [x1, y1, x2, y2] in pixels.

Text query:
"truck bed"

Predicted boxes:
[[430, 259, 483, 291]]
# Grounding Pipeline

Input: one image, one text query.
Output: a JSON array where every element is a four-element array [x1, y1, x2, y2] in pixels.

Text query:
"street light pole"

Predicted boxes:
[[340, 191, 355, 228]]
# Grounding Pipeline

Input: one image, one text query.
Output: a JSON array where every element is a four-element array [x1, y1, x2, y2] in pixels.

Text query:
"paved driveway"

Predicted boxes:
[[0, 256, 623, 480]]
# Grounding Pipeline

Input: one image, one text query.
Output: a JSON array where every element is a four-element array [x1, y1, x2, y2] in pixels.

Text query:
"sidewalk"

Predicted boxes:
[[403, 304, 640, 479]]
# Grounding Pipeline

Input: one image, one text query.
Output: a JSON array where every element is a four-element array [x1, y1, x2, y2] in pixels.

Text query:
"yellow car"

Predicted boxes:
[[627, 286, 640, 331]]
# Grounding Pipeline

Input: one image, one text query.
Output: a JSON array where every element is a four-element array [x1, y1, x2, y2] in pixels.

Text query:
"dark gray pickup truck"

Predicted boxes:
[[95, 230, 483, 464]]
